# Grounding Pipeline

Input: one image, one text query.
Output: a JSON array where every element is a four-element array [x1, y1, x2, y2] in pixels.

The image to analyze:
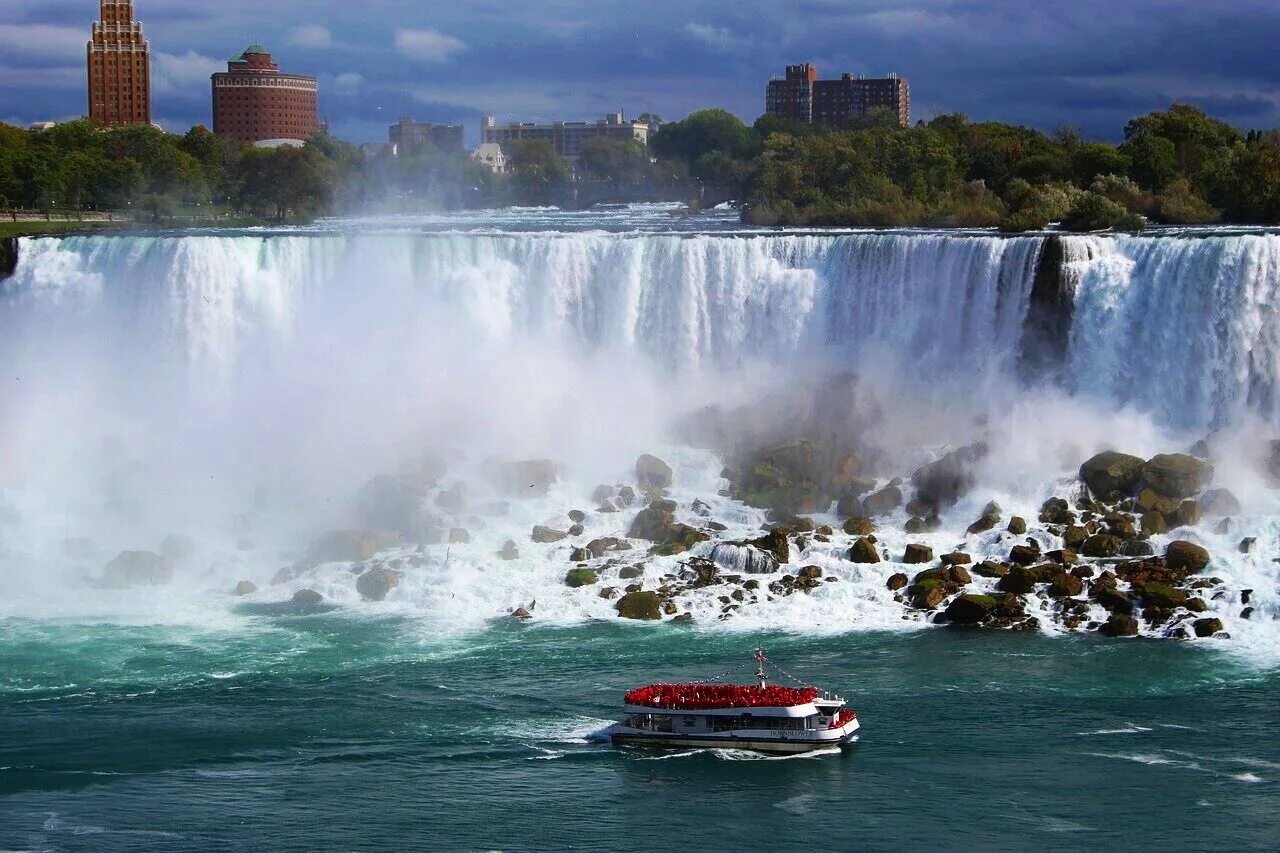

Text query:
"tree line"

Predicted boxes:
[[648, 104, 1280, 230]]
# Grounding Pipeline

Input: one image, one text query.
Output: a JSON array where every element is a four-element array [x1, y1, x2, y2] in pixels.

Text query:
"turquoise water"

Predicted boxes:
[[3, 614, 1277, 851]]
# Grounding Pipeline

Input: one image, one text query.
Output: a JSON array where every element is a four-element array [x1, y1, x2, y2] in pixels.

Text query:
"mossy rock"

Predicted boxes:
[[1165, 540, 1209, 573], [843, 516, 876, 536], [1100, 613, 1139, 637], [1094, 587, 1133, 614], [1081, 533, 1122, 558], [1192, 617, 1224, 638], [944, 593, 998, 625], [1080, 451, 1145, 497], [1138, 582, 1188, 609], [565, 568, 599, 588], [1006, 516, 1027, 535], [615, 591, 662, 620], [848, 537, 880, 564], [973, 560, 1009, 579]]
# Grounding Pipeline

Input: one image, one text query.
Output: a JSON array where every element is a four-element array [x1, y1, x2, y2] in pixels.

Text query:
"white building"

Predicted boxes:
[[471, 142, 507, 174]]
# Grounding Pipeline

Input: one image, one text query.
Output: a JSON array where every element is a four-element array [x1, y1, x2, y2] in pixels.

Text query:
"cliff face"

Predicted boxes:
[[0, 237, 16, 280], [1018, 235, 1073, 382]]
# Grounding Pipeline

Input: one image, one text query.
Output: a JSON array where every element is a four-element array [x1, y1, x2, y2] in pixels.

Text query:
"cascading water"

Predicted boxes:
[[0, 214, 1278, 657]]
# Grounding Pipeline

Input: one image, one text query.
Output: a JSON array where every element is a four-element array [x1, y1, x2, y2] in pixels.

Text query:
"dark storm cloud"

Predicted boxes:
[[2, 0, 1277, 142]]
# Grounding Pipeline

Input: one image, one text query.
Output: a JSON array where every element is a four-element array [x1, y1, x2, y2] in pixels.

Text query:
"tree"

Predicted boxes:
[[651, 109, 759, 170], [1061, 192, 1127, 232], [505, 139, 571, 202], [1124, 104, 1242, 180], [1070, 143, 1131, 187], [1121, 134, 1178, 191], [578, 137, 650, 183]]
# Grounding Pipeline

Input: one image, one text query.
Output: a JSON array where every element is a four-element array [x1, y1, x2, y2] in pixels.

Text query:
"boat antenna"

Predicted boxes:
[[754, 647, 768, 688]]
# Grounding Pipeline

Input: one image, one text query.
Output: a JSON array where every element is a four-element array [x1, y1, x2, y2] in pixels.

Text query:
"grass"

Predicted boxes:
[[0, 220, 129, 239]]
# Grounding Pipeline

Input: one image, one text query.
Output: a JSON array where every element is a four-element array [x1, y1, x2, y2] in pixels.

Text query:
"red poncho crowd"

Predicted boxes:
[[828, 708, 857, 729], [624, 683, 820, 710]]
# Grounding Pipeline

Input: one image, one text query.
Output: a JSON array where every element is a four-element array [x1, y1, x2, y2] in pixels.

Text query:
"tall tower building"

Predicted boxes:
[[87, 0, 152, 126], [212, 45, 319, 145]]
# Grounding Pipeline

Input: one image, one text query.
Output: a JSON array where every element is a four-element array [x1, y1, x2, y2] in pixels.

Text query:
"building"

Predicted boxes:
[[766, 63, 910, 129], [389, 118, 465, 154], [471, 142, 507, 174], [211, 45, 318, 145], [87, 0, 152, 127], [480, 113, 649, 167]]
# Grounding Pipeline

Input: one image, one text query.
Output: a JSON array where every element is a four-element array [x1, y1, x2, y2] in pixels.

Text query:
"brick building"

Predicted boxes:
[[389, 118, 465, 154], [211, 45, 318, 145], [87, 0, 152, 126], [766, 63, 910, 129], [480, 113, 649, 168]]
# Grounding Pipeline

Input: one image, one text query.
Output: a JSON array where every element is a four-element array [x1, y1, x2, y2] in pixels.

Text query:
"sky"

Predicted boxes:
[[3, 0, 1279, 145]]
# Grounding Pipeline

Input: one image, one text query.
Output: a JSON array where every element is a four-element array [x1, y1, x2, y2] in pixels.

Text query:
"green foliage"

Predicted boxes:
[[1070, 143, 1132, 187], [1061, 192, 1127, 232], [1154, 178, 1219, 224], [1090, 174, 1152, 214], [578, 137, 651, 183]]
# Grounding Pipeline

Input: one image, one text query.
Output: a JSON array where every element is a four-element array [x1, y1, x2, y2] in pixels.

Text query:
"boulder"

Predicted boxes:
[[843, 516, 875, 536], [615, 591, 662, 620], [1100, 613, 1140, 637], [1008, 544, 1039, 566], [1094, 587, 1133, 614], [356, 568, 401, 602], [512, 607, 532, 619], [649, 524, 709, 557], [904, 516, 928, 533], [941, 552, 972, 566], [565, 569, 599, 588], [1168, 500, 1201, 529], [591, 484, 615, 503], [619, 565, 644, 580], [967, 510, 1000, 535], [973, 561, 1009, 579], [307, 530, 398, 563], [628, 506, 675, 542], [903, 543, 934, 564], [1063, 525, 1088, 548], [1165, 540, 1210, 573], [1138, 583, 1188, 609], [911, 580, 949, 610], [912, 444, 987, 510], [998, 566, 1042, 594], [635, 454, 674, 489], [292, 589, 324, 606], [436, 481, 467, 514], [497, 540, 520, 561], [1081, 534, 1122, 558], [1048, 574, 1084, 598], [1139, 511, 1167, 538], [1192, 617, 1225, 638], [617, 486, 636, 507], [101, 551, 172, 588], [747, 528, 790, 565], [1007, 516, 1027, 535], [1198, 488, 1240, 516], [730, 441, 823, 515], [1239, 537, 1256, 554], [1140, 454, 1213, 499], [449, 528, 471, 544], [234, 580, 258, 596], [848, 537, 880, 564], [531, 525, 569, 543], [861, 486, 903, 517], [944, 593, 998, 626], [1079, 451, 1145, 497], [887, 573, 909, 591]]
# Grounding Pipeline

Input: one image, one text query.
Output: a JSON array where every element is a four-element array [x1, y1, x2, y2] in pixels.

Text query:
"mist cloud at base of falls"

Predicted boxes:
[[1, 223, 1279, 660]]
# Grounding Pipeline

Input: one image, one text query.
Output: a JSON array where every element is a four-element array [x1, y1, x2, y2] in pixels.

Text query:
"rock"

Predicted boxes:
[[1139, 511, 1167, 538], [628, 505, 675, 542], [903, 544, 934, 564], [1134, 488, 1180, 516], [1140, 454, 1213, 499], [912, 444, 987, 510], [1063, 525, 1088, 548], [271, 567, 294, 586], [690, 499, 711, 518], [1040, 497, 1075, 525], [1184, 597, 1208, 613], [1198, 488, 1240, 516], [531, 525, 569, 543], [616, 486, 636, 507], [234, 580, 258, 596], [591, 484, 614, 504], [861, 486, 903, 517], [1192, 617, 1225, 638], [1081, 533, 1122, 558], [887, 573, 909, 591], [649, 525, 709, 557], [1120, 539, 1155, 557], [1046, 548, 1078, 565], [569, 547, 590, 562], [729, 441, 823, 515], [292, 589, 324, 606], [449, 528, 470, 544], [615, 591, 662, 620], [1100, 613, 1140, 637], [941, 552, 972, 566], [745, 528, 789, 565], [618, 565, 644, 580], [672, 612, 694, 624], [1080, 451, 1145, 497], [101, 551, 172, 588], [497, 540, 520, 561], [973, 560, 1009, 579], [1008, 544, 1039, 566], [1007, 516, 1027, 535], [568, 510, 586, 524], [1094, 587, 1133, 614], [967, 510, 1000, 534], [904, 516, 927, 533], [307, 530, 398, 563], [1138, 583, 1188, 609], [843, 516, 875, 536], [356, 568, 400, 602], [1165, 540, 1210, 573], [998, 566, 1042, 594], [636, 454, 674, 489], [1168, 499, 1201, 529], [436, 481, 467, 514], [512, 607, 532, 619], [848, 537, 880, 563], [1104, 514, 1137, 539], [567, 524, 585, 537], [1049, 574, 1084, 598], [835, 481, 877, 516], [911, 580, 949, 610], [564, 569, 599, 588], [944, 593, 998, 626]]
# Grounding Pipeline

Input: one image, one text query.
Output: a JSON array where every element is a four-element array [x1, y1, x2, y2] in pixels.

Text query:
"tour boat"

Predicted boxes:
[[609, 651, 860, 754]]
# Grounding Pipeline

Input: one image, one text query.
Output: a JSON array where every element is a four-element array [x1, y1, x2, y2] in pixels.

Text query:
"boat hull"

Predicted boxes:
[[610, 723, 859, 754]]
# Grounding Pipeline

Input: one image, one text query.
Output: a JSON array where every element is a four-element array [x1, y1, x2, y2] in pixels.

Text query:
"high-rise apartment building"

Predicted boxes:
[[389, 118, 465, 154], [766, 63, 910, 129], [212, 45, 318, 145], [87, 0, 152, 126]]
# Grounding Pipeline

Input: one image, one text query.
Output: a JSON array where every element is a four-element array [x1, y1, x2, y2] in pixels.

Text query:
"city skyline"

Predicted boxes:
[[3, 0, 1280, 143]]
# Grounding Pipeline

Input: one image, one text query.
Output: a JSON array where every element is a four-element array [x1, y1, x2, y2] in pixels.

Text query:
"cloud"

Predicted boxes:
[[333, 72, 364, 96], [153, 51, 223, 94], [287, 24, 333, 49], [682, 22, 749, 51], [394, 28, 468, 63], [0, 24, 84, 62]]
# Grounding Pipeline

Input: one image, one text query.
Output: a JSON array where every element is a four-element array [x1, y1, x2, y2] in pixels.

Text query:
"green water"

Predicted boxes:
[[1, 613, 1277, 851]]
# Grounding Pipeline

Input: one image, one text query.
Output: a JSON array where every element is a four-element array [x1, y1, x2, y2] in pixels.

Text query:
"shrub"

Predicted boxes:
[[1061, 192, 1127, 232]]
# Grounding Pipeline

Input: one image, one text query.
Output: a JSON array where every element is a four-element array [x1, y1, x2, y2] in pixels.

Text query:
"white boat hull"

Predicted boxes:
[[610, 720, 860, 754]]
